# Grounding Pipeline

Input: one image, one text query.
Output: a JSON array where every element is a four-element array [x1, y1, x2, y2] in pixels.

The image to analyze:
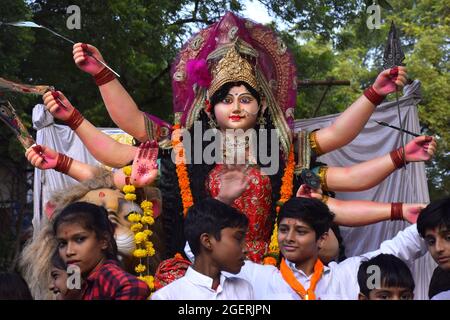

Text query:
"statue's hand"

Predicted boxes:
[[403, 203, 426, 224], [43, 90, 75, 121], [296, 184, 323, 200], [131, 141, 159, 188], [373, 66, 407, 96], [404, 136, 437, 162], [25, 145, 59, 170], [215, 165, 250, 205], [73, 43, 106, 76]]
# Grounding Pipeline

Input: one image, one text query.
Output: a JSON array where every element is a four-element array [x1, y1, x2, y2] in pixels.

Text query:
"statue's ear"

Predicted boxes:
[[44, 201, 57, 219]]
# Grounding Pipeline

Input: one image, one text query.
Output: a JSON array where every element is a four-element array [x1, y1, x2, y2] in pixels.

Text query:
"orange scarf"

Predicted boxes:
[[279, 258, 324, 300]]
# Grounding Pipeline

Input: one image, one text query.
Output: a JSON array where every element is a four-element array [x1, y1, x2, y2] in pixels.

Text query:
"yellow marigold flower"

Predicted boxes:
[[122, 185, 135, 194], [127, 213, 141, 223], [133, 249, 147, 258], [134, 232, 148, 244], [122, 166, 132, 176], [130, 223, 143, 232], [140, 200, 153, 210], [124, 193, 137, 201], [145, 241, 153, 249], [143, 229, 153, 237], [141, 216, 154, 226], [135, 264, 146, 273], [138, 275, 155, 291], [143, 209, 154, 216], [268, 223, 279, 252], [146, 246, 156, 257]]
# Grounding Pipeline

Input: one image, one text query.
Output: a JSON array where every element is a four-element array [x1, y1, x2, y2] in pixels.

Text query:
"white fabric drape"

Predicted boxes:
[[294, 81, 436, 300], [31, 104, 123, 230]]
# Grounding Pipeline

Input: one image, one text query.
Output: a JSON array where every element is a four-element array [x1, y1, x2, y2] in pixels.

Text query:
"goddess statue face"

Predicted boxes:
[[79, 188, 140, 256], [213, 85, 259, 131]]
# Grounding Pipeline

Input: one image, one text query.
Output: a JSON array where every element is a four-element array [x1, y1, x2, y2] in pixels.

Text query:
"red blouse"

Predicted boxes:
[[206, 164, 272, 263]]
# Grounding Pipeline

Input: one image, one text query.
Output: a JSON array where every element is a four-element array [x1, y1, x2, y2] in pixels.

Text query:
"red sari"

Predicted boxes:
[[206, 164, 273, 263]]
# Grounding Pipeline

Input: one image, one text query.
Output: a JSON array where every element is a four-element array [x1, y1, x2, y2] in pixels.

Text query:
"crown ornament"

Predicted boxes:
[[207, 45, 258, 98]]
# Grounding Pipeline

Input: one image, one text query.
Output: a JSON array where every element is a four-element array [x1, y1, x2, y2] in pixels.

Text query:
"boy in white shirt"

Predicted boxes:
[[152, 198, 253, 300], [234, 197, 427, 299]]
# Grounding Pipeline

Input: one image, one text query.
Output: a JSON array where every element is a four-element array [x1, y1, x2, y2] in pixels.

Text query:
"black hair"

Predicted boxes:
[[428, 267, 450, 299], [278, 197, 335, 240], [330, 223, 347, 262], [160, 80, 283, 259], [184, 198, 249, 256], [357, 254, 415, 297], [0, 272, 33, 300], [53, 202, 118, 260], [51, 249, 67, 271], [417, 197, 450, 238]]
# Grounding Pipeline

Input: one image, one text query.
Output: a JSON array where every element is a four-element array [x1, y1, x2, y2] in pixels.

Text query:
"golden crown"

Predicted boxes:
[[207, 45, 258, 98]]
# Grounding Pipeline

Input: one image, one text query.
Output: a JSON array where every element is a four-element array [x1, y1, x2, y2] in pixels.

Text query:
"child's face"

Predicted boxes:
[[49, 267, 68, 300], [56, 222, 108, 276], [209, 226, 247, 274], [424, 226, 450, 271], [49, 267, 83, 300], [360, 287, 414, 300], [278, 218, 326, 264]]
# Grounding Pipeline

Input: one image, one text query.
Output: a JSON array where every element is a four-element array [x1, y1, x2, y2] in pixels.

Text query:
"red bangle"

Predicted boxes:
[[364, 86, 385, 105], [55, 153, 74, 174], [65, 108, 85, 130], [391, 202, 403, 221], [390, 147, 408, 169], [94, 67, 116, 86]]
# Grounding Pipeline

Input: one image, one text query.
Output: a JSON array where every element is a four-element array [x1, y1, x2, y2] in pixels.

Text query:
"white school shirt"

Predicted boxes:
[[185, 224, 427, 300], [151, 266, 254, 300]]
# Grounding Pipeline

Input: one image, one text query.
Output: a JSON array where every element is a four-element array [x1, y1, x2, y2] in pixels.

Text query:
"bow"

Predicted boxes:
[[383, 21, 406, 167]]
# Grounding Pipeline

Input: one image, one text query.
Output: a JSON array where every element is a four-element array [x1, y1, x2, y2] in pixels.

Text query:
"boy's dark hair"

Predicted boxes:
[[428, 267, 450, 299], [184, 198, 249, 256], [51, 249, 67, 271], [417, 197, 450, 238], [278, 197, 335, 240], [0, 272, 33, 300], [53, 202, 118, 260], [330, 223, 347, 262], [357, 254, 415, 297]]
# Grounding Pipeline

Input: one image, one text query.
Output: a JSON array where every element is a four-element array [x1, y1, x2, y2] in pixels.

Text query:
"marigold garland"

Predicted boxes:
[[263, 144, 295, 266], [122, 165, 156, 292], [172, 124, 194, 217]]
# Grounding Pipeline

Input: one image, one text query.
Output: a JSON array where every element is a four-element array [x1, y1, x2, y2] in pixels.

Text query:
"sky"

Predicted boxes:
[[241, 0, 273, 24]]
